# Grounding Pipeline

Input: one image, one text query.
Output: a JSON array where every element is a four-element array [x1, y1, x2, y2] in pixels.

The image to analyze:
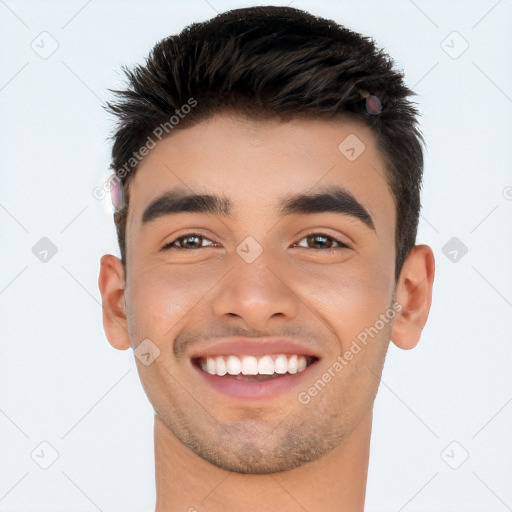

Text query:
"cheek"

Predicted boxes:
[[125, 264, 209, 341], [313, 261, 393, 411], [292, 261, 393, 347]]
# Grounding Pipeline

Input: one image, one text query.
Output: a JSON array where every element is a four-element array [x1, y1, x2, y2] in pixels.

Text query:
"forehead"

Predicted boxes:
[[126, 113, 395, 237]]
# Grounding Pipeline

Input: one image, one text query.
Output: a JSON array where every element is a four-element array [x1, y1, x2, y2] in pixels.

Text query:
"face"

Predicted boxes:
[[121, 112, 398, 474]]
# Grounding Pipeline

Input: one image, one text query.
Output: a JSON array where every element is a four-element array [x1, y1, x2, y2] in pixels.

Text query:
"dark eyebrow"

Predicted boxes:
[[141, 185, 375, 231], [142, 187, 232, 224], [278, 185, 375, 231]]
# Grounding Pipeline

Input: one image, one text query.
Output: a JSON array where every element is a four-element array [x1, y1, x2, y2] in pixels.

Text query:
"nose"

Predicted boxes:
[[210, 251, 300, 332]]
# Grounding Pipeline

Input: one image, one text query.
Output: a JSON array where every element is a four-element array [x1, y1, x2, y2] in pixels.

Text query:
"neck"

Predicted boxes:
[[154, 410, 372, 512]]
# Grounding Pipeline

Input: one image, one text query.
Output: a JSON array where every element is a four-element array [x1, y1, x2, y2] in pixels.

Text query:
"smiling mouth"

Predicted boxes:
[[192, 354, 319, 381]]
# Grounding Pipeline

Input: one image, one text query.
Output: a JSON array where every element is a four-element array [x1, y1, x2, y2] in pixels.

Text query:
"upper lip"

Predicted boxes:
[[188, 337, 321, 360]]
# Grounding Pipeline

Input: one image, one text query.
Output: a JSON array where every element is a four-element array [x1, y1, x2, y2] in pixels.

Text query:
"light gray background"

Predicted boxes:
[[1, 0, 511, 511]]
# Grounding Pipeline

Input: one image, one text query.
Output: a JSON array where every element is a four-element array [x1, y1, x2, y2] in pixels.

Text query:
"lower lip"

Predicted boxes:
[[192, 360, 318, 402]]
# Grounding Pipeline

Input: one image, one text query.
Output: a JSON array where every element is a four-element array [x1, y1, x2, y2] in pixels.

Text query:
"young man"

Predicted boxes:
[[98, 6, 435, 511]]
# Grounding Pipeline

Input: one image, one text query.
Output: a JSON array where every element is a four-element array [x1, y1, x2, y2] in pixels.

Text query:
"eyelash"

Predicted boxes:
[[161, 232, 350, 251]]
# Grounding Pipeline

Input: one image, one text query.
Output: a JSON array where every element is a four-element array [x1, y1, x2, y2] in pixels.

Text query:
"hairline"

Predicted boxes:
[[117, 109, 400, 281]]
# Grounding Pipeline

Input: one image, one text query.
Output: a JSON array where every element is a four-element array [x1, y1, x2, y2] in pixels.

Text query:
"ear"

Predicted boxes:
[[98, 254, 131, 350], [391, 244, 435, 350]]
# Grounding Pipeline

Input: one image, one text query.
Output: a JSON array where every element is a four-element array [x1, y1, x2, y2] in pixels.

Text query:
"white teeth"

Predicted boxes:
[[206, 357, 216, 374], [199, 354, 312, 377], [215, 356, 227, 376], [258, 355, 274, 375], [274, 354, 288, 374], [226, 355, 241, 375], [288, 354, 298, 374], [241, 356, 258, 375]]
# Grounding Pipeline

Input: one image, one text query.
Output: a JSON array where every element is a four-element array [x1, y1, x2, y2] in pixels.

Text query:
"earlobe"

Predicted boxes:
[[390, 245, 435, 350], [98, 254, 131, 351]]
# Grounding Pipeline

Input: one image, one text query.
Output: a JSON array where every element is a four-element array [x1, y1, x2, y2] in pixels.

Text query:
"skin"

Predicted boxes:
[[98, 112, 435, 512]]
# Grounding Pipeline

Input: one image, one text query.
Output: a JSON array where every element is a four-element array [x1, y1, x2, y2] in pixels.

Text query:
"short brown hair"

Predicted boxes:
[[105, 5, 424, 281]]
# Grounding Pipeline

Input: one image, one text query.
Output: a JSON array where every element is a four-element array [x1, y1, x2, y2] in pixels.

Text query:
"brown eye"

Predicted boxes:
[[162, 233, 215, 250], [294, 233, 349, 250]]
